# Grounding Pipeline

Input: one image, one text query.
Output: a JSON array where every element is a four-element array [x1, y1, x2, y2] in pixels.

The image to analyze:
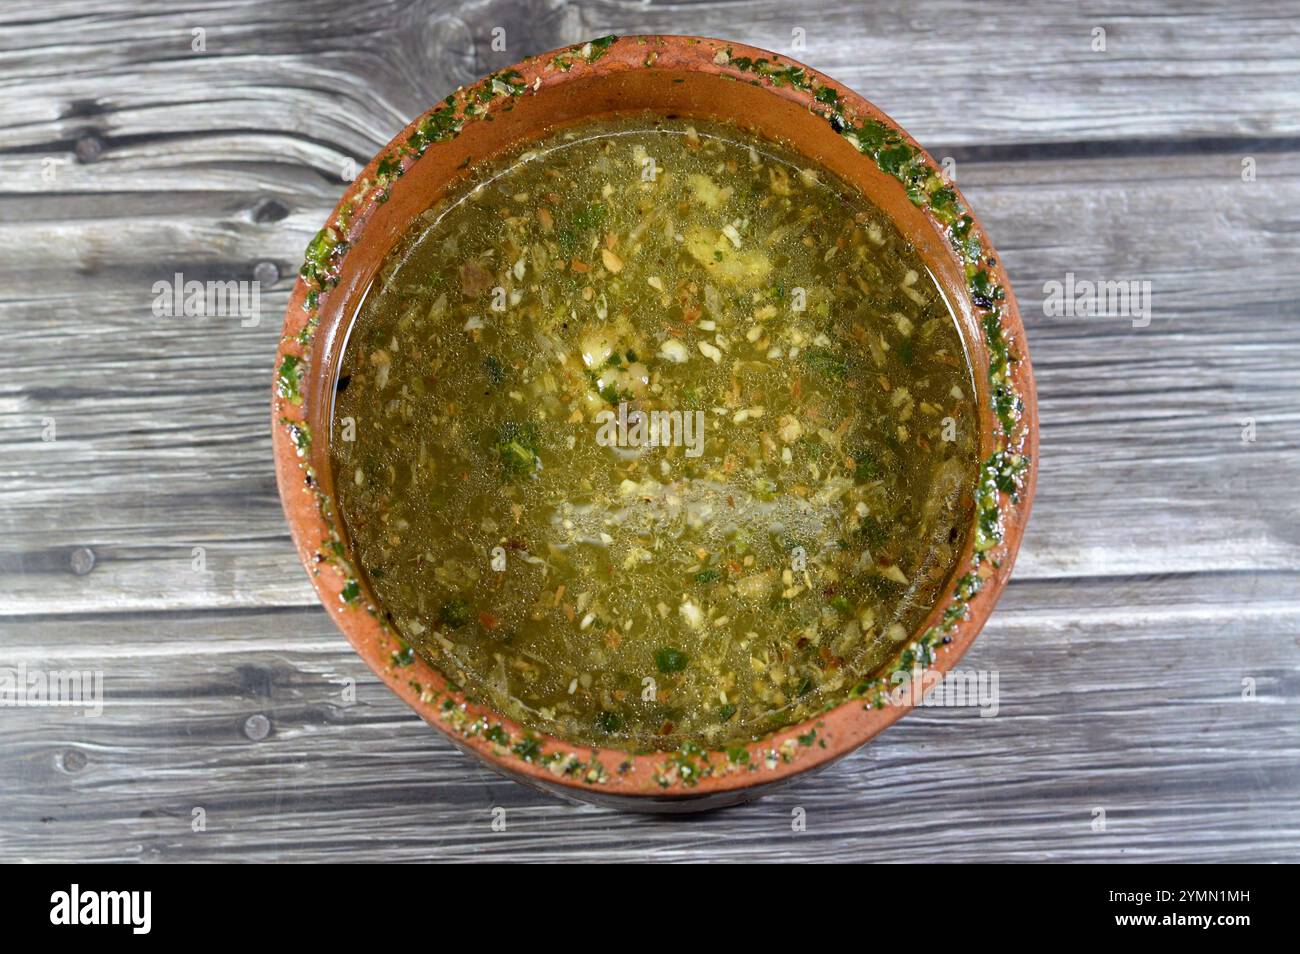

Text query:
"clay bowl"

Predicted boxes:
[[272, 35, 1037, 811]]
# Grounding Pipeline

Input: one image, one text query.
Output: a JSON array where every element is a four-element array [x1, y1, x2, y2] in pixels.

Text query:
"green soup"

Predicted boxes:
[[331, 115, 979, 750]]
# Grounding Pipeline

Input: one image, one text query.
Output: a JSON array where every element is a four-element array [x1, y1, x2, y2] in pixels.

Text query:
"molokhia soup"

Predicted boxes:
[[331, 115, 978, 750]]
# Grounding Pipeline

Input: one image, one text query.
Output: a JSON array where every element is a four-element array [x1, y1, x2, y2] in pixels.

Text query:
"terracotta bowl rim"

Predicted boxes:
[[271, 34, 1038, 801]]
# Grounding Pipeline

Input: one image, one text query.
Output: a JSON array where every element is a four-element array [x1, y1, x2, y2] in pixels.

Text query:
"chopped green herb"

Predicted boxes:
[[655, 648, 689, 673], [439, 599, 472, 629]]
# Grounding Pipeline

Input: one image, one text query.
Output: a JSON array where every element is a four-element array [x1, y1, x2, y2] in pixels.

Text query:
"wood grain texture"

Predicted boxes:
[[1, 0, 1298, 862]]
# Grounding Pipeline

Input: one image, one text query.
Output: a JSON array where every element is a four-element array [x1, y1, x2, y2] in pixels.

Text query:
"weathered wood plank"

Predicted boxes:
[[3, 0, 1300, 157], [2, 0, 1298, 862], [2, 571, 1297, 862]]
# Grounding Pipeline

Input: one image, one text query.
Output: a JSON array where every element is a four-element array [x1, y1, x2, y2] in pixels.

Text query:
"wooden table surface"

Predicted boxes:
[[2, 0, 1298, 863]]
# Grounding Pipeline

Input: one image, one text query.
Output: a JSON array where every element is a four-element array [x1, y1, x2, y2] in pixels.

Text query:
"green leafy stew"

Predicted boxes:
[[331, 115, 979, 751]]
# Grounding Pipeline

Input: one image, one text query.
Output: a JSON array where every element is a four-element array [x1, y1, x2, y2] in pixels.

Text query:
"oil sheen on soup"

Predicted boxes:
[[332, 115, 979, 751]]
